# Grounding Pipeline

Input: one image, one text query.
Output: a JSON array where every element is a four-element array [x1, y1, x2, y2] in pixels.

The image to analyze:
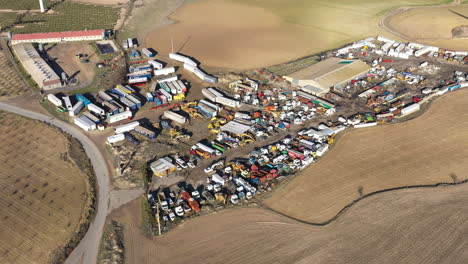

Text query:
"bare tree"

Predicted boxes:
[[358, 186, 364, 198]]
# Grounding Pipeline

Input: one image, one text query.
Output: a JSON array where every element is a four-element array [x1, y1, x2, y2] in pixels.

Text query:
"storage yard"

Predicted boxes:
[[0, 111, 90, 264], [108, 182, 468, 264], [144, 0, 455, 69]]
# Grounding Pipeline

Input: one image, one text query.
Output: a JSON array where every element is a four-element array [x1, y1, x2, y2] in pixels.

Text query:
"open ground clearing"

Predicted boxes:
[[69, 0, 128, 5], [385, 4, 468, 50], [46, 42, 99, 87], [0, 50, 29, 98], [265, 88, 468, 223], [0, 112, 89, 264], [108, 182, 468, 264], [144, 0, 451, 69]]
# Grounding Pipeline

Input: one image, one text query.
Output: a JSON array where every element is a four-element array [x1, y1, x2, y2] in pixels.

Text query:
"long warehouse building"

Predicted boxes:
[[12, 43, 62, 90], [283, 58, 370, 96], [10, 29, 105, 44]]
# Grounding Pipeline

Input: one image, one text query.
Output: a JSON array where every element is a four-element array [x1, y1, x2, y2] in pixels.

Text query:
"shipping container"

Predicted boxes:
[[47, 94, 62, 107], [169, 53, 187, 63], [183, 63, 197, 73], [76, 94, 91, 106], [103, 101, 119, 114], [129, 64, 151, 73], [115, 121, 139, 134], [207, 87, 224, 98], [199, 99, 221, 112], [158, 76, 178, 84], [148, 60, 163, 70], [135, 125, 156, 139], [98, 91, 113, 102], [201, 88, 217, 102], [124, 85, 136, 93], [87, 103, 106, 116], [159, 88, 173, 101], [120, 97, 137, 110], [146, 93, 154, 102], [128, 77, 148, 85], [154, 67, 175, 76], [63, 96, 73, 111], [195, 143, 215, 155], [401, 104, 420, 115], [176, 80, 187, 93], [108, 110, 132, 123], [74, 116, 96, 131], [166, 81, 178, 95], [107, 133, 125, 144], [215, 96, 240, 108], [127, 38, 133, 48], [83, 111, 100, 123], [127, 94, 142, 108], [163, 110, 186, 124], [142, 48, 155, 58], [172, 81, 184, 94], [69, 100, 84, 117]]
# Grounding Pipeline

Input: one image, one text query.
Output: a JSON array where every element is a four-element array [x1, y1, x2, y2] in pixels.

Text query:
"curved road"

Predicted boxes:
[[0, 102, 110, 264]]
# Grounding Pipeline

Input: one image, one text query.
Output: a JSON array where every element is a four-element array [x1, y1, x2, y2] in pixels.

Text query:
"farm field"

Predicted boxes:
[[0, 50, 29, 98], [0, 1, 119, 34], [265, 88, 468, 223], [108, 182, 468, 264], [0, 112, 90, 264], [385, 5, 468, 50], [145, 0, 451, 69]]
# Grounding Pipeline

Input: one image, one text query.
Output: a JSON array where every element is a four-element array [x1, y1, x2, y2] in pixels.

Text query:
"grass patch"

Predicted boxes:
[[98, 221, 125, 264], [0, 1, 119, 34], [141, 162, 151, 191], [141, 196, 154, 238], [39, 99, 69, 122]]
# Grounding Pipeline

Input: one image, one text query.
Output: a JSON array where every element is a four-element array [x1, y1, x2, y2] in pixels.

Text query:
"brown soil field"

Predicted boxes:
[[0, 50, 29, 99], [144, 0, 452, 70], [0, 112, 89, 264], [69, 0, 128, 5], [109, 182, 468, 264], [46, 42, 99, 87], [385, 5, 468, 50], [265, 88, 468, 223]]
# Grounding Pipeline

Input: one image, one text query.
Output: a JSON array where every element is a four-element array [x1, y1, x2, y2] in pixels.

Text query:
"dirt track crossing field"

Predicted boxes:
[[265, 88, 468, 223], [110, 182, 468, 264], [0, 112, 88, 264]]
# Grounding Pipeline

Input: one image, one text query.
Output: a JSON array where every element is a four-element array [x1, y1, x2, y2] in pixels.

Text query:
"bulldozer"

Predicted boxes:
[[168, 128, 190, 141]]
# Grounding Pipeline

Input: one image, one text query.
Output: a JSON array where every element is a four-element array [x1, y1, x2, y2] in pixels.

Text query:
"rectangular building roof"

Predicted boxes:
[[221, 120, 251, 135], [150, 157, 175, 173], [285, 58, 370, 91], [12, 29, 104, 41]]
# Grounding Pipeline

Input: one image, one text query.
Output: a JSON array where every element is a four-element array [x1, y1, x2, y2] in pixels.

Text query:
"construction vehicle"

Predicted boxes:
[[181, 191, 200, 212], [168, 128, 190, 141], [214, 193, 226, 204], [327, 134, 336, 145]]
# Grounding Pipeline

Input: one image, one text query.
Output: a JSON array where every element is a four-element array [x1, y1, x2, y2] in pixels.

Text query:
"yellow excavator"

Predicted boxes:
[[327, 134, 336, 145], [168, 128, 190, 141]]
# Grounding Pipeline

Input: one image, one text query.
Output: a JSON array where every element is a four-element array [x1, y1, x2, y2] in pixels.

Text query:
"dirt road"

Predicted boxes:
[[0, 103, 111, 264]]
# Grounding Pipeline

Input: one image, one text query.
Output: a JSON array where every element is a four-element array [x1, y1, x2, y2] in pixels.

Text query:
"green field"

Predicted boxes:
[[0, 1, 119, 33]]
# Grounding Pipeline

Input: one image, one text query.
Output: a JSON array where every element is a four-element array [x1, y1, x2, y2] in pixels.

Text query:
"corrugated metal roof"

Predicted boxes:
[[12, 29, 104, 41], [221, 121, 251, 135]]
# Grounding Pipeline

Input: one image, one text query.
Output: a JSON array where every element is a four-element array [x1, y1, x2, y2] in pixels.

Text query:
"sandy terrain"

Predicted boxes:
[[265, 88, 468, 223], [69, 0, 128, 5], [0, 112, 88, 264], [110, 181, 468, 264], [46, 42, 99, 87], [144, 0, 453, 69], [385, 5, 468, 50]]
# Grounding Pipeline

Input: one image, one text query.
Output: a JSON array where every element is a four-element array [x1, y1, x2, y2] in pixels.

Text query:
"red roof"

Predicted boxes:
[[12, 29, 104, 41]]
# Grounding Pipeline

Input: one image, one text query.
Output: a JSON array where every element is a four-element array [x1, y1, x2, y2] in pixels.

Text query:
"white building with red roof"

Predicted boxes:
[[10, 29, 105, 44]]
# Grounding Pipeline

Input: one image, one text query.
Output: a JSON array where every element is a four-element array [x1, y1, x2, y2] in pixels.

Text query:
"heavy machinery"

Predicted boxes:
[[168, 128, 191, 141]]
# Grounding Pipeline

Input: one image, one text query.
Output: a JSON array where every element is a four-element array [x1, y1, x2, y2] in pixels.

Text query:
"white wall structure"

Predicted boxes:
[[11, 29, 105, 44]]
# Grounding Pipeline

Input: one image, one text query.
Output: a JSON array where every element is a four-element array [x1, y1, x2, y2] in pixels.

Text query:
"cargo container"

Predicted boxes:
[[176, 80, 187, 93], [125, 133, 139, 145], [127, 38, 134, 48], [169, 52, 187, 63], [135, 125, 156, 139], [69, 100, 84, 117], [111, 100, 125, 113], [87, 103, 105, 116], [401, 104, 420, 115], [83, 111, 100, 123], [146, 93, 154, 102], [108, 110, 132, 123], [163, 110, 186, 124], [110, 87, 127, 97], [76, 94, 91, 106], [142, 48, 155, 58], [120, 97, 137, 110], [128, 72, 152, 79], [127, 94, 142, 108], [159, 88, 173, 101], [215, 96, 240, 108], [74, 116, 96, 131], [211, 174, 225, 185], [199, 99, 221, 112], [448, 84, 461, 92], [47, 94, 62, 107], [63, 96, 73, 111], [115, 121, 139, 134], [171, 81, 183, 94], [183, 63, 197, 73], [166, 81, 178, 95], [124, 85, 136, 93], [107, 133, 125, 144], [103, 101, 119, 114], [158, 76, 178, 84], [154, 67, 175, 76], [207, 87, 224, 98], [148, 60, 163, 70], [234, 112, 251, 120], [201, 88, 217, 102], [128, 77, 148, 85], [129, 64, 151, 73], [98, 91, 113, 102], [184, 58, 198, 67]]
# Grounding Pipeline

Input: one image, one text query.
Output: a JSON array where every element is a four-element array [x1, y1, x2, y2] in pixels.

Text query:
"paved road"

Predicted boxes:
[[0, 103, 110, 264]]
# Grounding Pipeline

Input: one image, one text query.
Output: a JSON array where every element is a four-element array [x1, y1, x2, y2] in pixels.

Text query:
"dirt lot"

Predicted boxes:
[[108, 181, 468, 264], [45, 42, 100, 88], [0, 50, 29, 99], [385, 4, 468, 50], [69, 0, 128, 5], [0, 112, 89, 264], [144, 0, 450, 70], [265, 88, 468, 223]]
